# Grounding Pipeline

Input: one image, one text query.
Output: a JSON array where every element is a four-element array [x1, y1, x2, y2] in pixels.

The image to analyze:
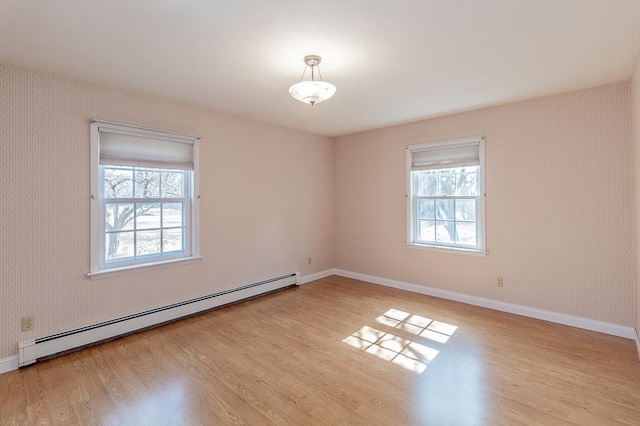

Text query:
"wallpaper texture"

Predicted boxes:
[[334, 82, 633, 327], [632, 57, 640, 333], [0, 64, 334, 359]]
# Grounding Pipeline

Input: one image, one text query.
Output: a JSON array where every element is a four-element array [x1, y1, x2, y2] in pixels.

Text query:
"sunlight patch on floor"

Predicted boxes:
[[376, 308, 457, 343], [108, 382, 185, 424], [343, 309, 457, 374]]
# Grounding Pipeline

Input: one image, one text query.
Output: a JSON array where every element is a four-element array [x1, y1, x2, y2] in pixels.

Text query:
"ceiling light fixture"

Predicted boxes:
[[289, 55, 336, 106]]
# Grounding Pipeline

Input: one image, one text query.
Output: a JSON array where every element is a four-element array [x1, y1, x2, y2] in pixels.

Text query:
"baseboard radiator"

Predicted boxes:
[[19, 272, 300, 367]]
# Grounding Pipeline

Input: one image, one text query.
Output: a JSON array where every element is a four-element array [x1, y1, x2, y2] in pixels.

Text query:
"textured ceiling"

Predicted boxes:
[[1, 0, 640, 136]]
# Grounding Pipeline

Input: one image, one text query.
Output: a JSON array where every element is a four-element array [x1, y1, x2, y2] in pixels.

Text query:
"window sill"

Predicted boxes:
[[405, 243, 487, 257], [87, 256, 202, 280]]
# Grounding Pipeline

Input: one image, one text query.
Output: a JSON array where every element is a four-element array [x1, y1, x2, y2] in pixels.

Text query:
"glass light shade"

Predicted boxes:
[[289, 80, 336, 106]]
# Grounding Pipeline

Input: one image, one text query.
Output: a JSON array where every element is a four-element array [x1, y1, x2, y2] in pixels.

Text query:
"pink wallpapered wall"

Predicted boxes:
[[334, 82, 633, 326], [0, 64, 334, 359], [632, 56, 640, 335]]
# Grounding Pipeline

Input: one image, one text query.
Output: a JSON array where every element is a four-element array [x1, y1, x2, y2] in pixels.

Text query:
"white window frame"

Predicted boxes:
[[406, 137, 486, 256], [88, 121, 201, 279]]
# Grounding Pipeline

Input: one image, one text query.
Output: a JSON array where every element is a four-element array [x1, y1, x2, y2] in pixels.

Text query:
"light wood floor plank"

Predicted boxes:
[[1, 276, 639, 425]]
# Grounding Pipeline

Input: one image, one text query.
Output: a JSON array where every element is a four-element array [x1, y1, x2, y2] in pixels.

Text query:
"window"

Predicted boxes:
[[406, 137, 485, 254], [89, 121, 200, 277]]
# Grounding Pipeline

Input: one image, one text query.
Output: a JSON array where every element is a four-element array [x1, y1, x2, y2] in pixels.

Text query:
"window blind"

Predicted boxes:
[[410, 142, 480, 171], [96, 122, 197, 170]]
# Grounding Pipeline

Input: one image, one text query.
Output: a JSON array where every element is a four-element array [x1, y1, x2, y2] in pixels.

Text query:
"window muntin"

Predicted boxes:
[[407, 138, 485, 253], [101, 166, 190, 266]]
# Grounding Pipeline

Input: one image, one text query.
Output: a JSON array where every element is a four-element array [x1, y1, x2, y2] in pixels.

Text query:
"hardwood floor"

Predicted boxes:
[[2, 276, 640, 425]]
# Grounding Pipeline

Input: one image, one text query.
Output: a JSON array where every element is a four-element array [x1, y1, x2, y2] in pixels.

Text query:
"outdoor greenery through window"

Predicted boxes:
[[90, 121, 199, 276], [407, 138, 485, 253], [103, 166, 188, 262]]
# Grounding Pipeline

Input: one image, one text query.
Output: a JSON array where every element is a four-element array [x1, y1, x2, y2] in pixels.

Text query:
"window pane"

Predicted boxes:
[[456, 222, 477, 245], [436, 221, 454, 243], [161, 171, 184, 198], [105, 203, 135, 231], [105, 231, 134, 260], [436, 199, 454, 220], [163, 202, 183, 227], [439, 173, 455, 196], [418, 220, 435, 242], [134, 168, 160, 198], [136, 230, 161, 256], [456, 172, 478, 195], [418, 199, 434, 220], [136, 203, 161, 230], [104, 168, 133, 198], [455, 199, 476, 221], [415, 172, 438, 196], [163, 228, 184, 253]]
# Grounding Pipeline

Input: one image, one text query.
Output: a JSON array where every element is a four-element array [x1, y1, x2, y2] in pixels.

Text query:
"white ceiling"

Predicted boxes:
[[1, 0, 640, 137]]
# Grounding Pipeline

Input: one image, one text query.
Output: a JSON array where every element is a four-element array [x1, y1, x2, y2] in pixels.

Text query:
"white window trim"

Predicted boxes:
[[89, 120, 201, 278], [406, 136, 487, 255], [87, 256, 203, 280]]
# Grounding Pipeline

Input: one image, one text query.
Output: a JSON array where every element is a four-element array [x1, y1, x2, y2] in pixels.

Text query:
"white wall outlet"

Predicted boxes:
[[496, 277, 504, 287], [21, 316, 34, 331]]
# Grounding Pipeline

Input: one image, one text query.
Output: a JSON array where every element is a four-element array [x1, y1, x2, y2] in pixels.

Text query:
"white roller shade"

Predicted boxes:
[[96, 122, 197, 170], [411, 142, 479, 171]]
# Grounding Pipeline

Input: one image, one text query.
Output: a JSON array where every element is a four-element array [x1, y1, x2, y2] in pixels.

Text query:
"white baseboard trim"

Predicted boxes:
[[332, 269, 635, 340], [0, 355, 19, 374], [2, 269, 632, 375], [635, 328, 640, 361], [300, 269, 336, 284], [17, 273, 298, 369]]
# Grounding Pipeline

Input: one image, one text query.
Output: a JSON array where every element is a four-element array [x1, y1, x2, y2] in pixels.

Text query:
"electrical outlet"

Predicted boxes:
[[308, 257, 312, 265], [21, 316, 34, 332], [496, 277, 504, 287]]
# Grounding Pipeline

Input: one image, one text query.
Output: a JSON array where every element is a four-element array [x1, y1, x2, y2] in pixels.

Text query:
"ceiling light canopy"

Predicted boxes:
[[289, 55, 336, 106]]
